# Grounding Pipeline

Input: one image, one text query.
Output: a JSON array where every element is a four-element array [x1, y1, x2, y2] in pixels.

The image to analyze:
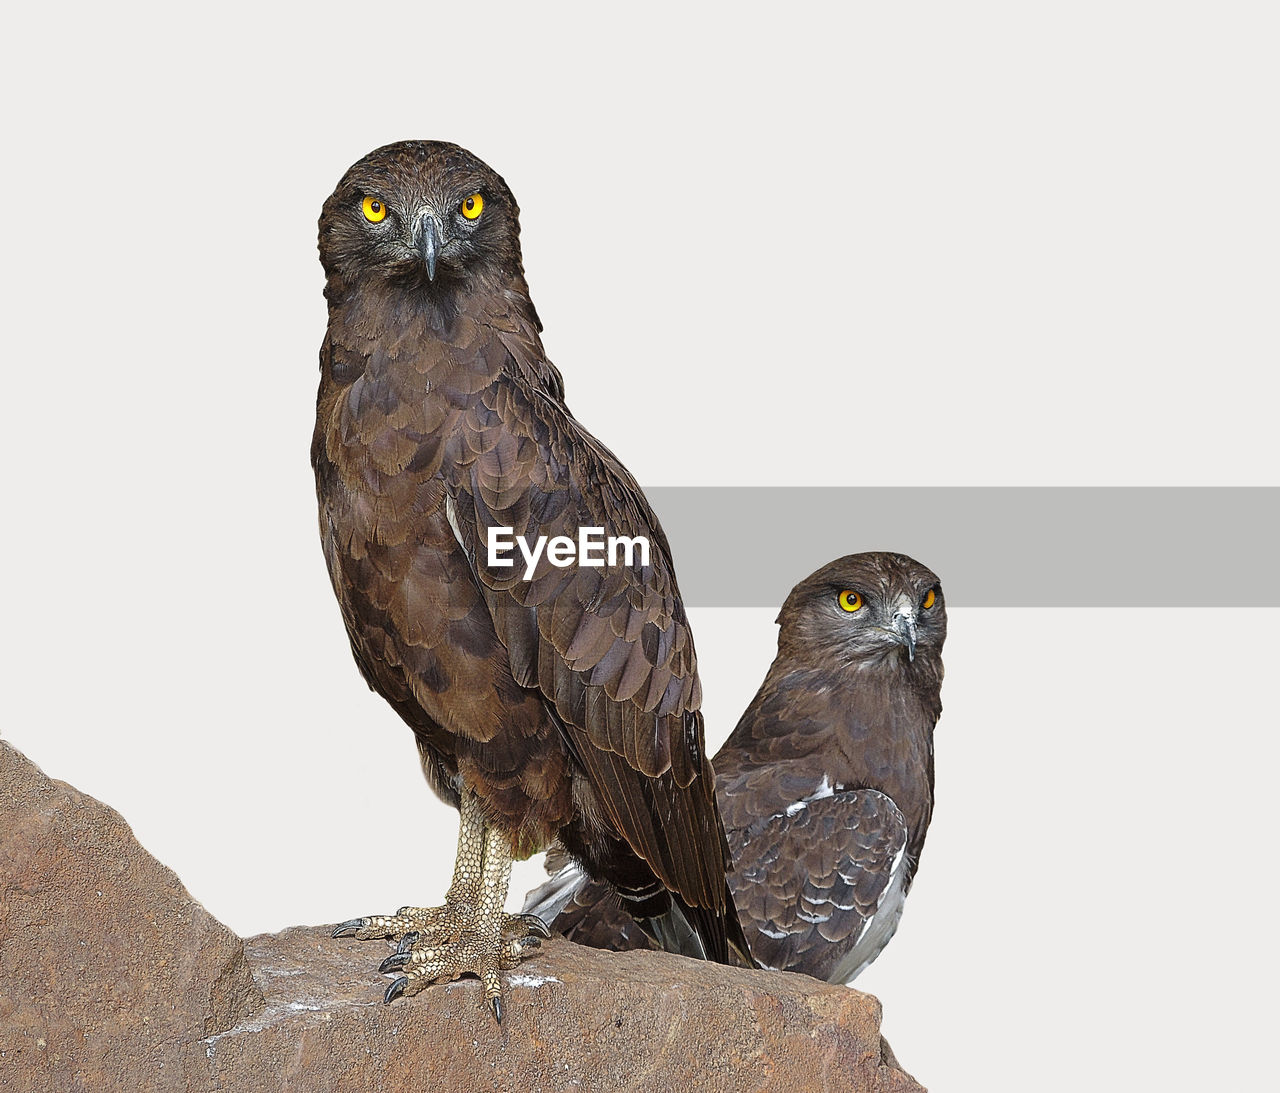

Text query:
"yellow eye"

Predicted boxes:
[[461, 192, 484, 220], [837, 590, 863, 613], [923, 588, 936, 609], [362, 196, 388, 223]]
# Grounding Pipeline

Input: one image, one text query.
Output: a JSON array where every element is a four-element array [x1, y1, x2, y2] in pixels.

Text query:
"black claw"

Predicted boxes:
[[332, 918, 366, 938], [379, 952, 411, 973], [396, 931, 420, 954], [489, 996, 503, 1024], [384, 976, 408, 1004], [524, 915, 552, 939]]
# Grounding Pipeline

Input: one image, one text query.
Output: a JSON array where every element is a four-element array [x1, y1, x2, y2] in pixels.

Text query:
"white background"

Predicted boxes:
[[2, 3, 1277, 1090]]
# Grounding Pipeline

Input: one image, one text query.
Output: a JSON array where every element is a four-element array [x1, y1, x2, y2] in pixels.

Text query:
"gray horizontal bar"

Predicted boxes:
[[644, 487, 1279, 608]]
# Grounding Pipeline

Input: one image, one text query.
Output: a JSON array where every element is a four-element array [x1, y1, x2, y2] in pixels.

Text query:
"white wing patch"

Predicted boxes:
[[828, 843, 910, 986], [779, 774, 839, 820], [810, 774, 834, 801], [444, 495, 467, 553]]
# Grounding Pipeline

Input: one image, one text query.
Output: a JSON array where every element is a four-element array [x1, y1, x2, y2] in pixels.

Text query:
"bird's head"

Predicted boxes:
[[776, 552, 946, 669], [319, 140, 526, 300]]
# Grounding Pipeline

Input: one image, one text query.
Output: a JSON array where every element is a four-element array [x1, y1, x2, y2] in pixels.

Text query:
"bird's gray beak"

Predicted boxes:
[[416, 213, 441, 281], [892, 610, 918, 662]]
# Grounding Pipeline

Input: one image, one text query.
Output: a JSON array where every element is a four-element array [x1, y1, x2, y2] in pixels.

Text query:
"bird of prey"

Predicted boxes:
[[527, 552, 944, 984], [311, 140, 748, 1019]]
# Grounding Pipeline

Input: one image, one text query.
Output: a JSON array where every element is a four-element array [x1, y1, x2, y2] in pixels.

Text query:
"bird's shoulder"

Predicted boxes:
[[714, 667, 867, 786], [719, 660, 938, 776]]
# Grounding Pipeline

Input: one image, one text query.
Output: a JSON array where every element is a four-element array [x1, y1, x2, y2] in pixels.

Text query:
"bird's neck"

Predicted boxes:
[[325, 273, 471, 341], [323, 272, 549, 397]]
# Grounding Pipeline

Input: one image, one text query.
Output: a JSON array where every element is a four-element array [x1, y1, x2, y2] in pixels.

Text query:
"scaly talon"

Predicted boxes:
[[331, 917, 368, 938], [379, 952, 412, 973], [332, 792, 539, 1020]]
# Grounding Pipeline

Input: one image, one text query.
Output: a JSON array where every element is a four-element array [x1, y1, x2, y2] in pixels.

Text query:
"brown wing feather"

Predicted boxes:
[[728, 790, 907, 980], [433, 317, 731, 919]]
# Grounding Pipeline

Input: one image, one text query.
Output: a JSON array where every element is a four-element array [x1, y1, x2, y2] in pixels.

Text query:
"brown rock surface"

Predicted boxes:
[[195, 930, 924, 1093], [0, 740, 262, 1091], [0, 740, 925, 1092]]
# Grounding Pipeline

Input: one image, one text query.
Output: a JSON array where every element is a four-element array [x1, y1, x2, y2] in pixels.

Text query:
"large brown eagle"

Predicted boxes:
[[527, 552, 945, 984], [312, 140, 748, 1019]]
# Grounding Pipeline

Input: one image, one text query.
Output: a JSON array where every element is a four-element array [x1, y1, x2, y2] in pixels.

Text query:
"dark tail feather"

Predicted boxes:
[[528, 854, 755, 968], [627, 882, 754, 968], [610, 874, 754, 968], [661, 884, 754, 968]]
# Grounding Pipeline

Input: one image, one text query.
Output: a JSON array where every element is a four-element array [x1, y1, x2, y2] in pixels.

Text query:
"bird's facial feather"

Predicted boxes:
[[776, 552, 945, 667], [318, 140, 524, 296]]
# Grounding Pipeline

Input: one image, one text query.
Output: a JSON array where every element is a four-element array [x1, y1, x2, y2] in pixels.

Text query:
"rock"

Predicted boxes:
[[0, 740, 262, 1091], [194, 930, 924, 1092], [0, 740, 925, 1092]]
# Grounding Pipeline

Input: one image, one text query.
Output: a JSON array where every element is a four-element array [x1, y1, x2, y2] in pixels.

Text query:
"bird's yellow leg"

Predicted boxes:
[[380, 822, 543, 1018], [375, 789, 490, 935], [331, 791, 548, 1018]]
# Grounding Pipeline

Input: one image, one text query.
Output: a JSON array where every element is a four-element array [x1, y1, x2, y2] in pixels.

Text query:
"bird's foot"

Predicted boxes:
[[332, 904, 549, 944], [331, 901, 548, 1018], [377, 927, 545, 1016]]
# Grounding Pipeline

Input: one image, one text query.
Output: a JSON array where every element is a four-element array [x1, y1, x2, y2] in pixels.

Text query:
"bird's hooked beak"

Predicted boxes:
[[891, 609, 918, 662], [415, 212, 442, 281]]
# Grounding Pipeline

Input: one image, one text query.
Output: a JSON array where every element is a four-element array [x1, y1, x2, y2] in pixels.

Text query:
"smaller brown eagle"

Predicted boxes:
[[525, 551, 945, 983]]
